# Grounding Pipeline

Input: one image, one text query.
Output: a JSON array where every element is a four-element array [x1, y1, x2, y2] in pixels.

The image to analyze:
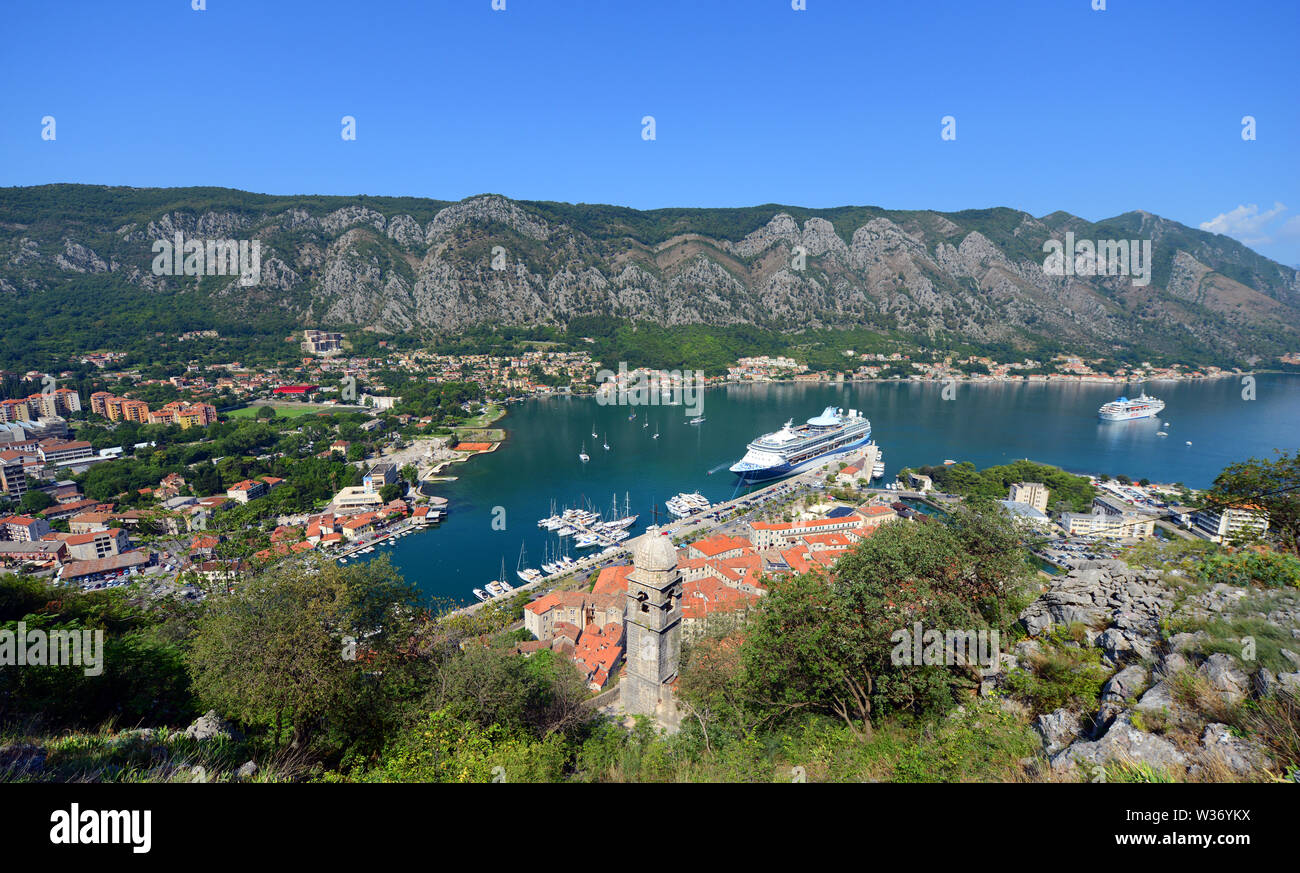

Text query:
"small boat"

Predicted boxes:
[[603, 433, 610, 450], [1185, 441, 1192, 446], [338, 558, 348, 564], [473, 588, 490, 602], [1157, 431, 1168, 437], [689, 416, 705, 425]]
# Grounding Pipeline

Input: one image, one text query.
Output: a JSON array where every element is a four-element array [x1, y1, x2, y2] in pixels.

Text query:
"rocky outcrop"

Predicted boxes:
[[1019, 560, 1171, 656], [1051, 713, 1188, 776]]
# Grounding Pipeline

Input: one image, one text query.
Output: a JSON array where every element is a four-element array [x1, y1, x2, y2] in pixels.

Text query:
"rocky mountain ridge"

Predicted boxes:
[[3, 185, 1298, 363]]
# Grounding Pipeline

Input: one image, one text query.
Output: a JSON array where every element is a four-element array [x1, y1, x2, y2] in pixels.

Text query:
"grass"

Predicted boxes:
[[457, 404, 504, 429], [227, 403, 340, 419], [0, 725, 282, 783]]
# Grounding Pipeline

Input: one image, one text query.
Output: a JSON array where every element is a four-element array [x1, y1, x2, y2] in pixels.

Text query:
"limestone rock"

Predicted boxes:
[[184, 710, 240, 742], [1194, 723, 1270, 778], [1052, 713, 1187, 776], [1197, 653, 1250, 706], [1034, 709, 1081, 756]]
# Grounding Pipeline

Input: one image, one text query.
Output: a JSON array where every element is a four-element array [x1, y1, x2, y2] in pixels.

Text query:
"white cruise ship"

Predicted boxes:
[[1098, 392, 1165, 421], [729, 406, 872, 481]]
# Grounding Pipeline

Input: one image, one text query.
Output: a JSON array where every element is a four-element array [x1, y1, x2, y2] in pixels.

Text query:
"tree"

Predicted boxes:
[[400, 464, 418, 484], [187, 556, 427, 750], [379, 482, 403, 503], [739, 505, 1032, 741], [1207, 451, 1300, 556], [19, 489, 54, 514]]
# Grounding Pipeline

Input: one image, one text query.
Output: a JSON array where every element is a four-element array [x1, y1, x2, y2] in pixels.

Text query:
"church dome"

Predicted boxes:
[[632, 527, 678, 571]]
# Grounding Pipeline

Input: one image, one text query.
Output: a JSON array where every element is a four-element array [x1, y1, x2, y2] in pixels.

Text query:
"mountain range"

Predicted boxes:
[[2, 184, 1298, 368]]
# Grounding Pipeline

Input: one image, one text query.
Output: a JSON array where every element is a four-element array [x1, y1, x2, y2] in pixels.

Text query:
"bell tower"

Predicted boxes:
[[622, 526, 683, 717]]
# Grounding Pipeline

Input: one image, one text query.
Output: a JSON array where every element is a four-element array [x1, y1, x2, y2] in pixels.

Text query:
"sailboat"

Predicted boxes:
[[628, 410, 636, 421], [603, 433, 610, 450], [643, 420, 649, 429], [517, 542, 542, 584], [652, 428, 660, 439], [579, 441, 590, 463], [591, 422, 598, 439]]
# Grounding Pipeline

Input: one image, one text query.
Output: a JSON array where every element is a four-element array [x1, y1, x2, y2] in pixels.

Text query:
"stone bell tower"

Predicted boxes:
[[622, 526, 683, 720]]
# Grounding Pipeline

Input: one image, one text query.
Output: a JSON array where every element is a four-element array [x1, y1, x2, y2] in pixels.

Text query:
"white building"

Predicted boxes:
[[1191, 505, 1269, 544]]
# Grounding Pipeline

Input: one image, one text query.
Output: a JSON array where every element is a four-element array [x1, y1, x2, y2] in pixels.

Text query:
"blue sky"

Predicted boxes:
[[2, 0, 1297, 263]]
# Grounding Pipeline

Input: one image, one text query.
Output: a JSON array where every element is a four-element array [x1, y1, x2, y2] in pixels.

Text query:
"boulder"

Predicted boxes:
[[1193, 723, 1271, 778], [184, 710, 241, 742], [1102, 665, 1149, 705], [1134, 680, 1176, 715], [1155, 652, 1189, 678], [1034, 709, 1081, 756], [1197, 653, 1250, 706], [235, 760, 258, 779]]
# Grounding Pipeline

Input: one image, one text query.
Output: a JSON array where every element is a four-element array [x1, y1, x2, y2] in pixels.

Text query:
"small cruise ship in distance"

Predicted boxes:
[[730, 406, 872, 481], [1098, 391, 1165, 421]]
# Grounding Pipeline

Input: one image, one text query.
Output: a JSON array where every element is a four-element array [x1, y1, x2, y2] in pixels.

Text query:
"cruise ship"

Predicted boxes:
[[729, 406, 872, 481], [1098, 392, 1165, 421]]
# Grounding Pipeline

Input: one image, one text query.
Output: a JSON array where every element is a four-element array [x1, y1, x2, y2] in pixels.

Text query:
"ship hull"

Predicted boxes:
[[1098, 407, 1163, 421]]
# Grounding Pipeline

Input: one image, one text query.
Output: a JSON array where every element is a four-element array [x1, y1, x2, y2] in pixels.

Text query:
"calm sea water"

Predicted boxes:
[[362, 374, 1300, 605]]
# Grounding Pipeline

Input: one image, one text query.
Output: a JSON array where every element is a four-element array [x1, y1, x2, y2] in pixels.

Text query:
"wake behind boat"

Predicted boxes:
[[730, 405, 871, 481]]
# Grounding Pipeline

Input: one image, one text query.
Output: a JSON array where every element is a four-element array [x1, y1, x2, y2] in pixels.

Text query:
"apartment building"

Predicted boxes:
[[1191, 505, 1270, 544], [302, 330, 344, 356], [37, 439, 94, 464], [0, 515, 53, 542], [1008, 482, 1050, 514], [63, 528, 129, 561]]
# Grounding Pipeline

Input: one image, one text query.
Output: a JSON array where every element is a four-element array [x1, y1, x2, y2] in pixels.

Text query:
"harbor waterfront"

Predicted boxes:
[[364, 374, 1300, 606]]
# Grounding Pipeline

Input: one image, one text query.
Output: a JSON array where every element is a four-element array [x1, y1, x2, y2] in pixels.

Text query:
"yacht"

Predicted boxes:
[[579, 441, 590, 463]]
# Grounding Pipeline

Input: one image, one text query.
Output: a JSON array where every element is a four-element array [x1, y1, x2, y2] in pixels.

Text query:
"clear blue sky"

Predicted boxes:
[[2, 0, 1297, 263]]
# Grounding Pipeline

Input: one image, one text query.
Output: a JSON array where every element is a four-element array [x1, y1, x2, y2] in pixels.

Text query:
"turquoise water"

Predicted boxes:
[[362, 375, 1300, 605]]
